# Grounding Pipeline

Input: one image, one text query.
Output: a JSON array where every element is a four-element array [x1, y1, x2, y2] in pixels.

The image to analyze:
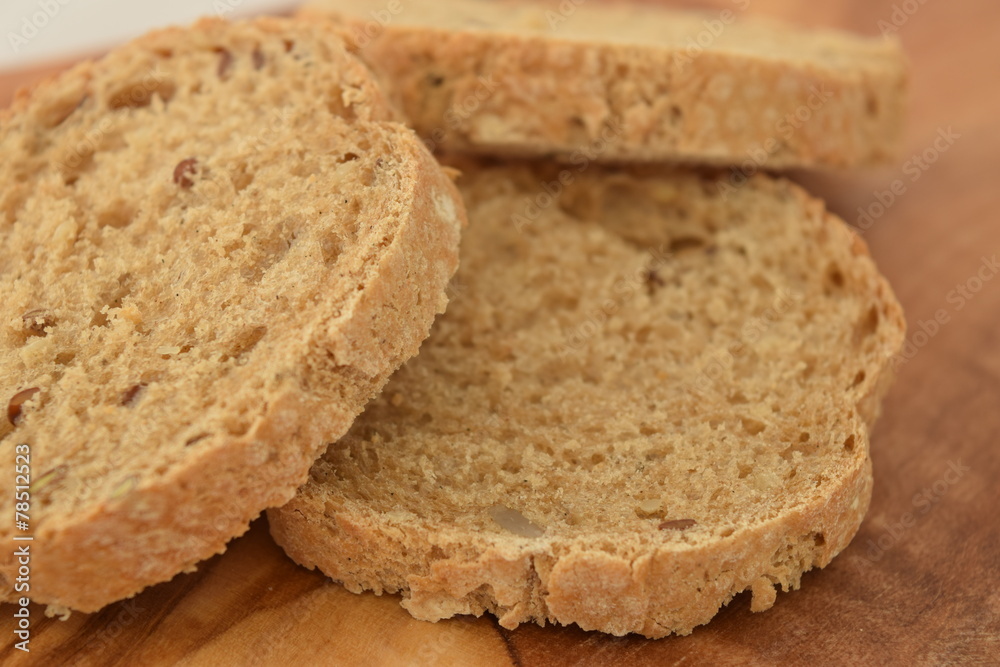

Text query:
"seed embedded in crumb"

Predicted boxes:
[[659, 519, 697, 531], [8, 388, 40, 425], [636, 498, 663, 518], [173, 158, 198, 188], [185, 433, 210, 447], [110, 476, 138, 499], [22, 309, 55, 334], [390, 393, 404, 407], [121, 383, 146, 406], [30, 465, 68, 494], [489, 505, 545, 538]]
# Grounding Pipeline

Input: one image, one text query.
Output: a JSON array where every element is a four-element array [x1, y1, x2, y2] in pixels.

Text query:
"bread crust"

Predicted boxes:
[[301, 0, 908, 168], [269, 165, 905, 638], [0, 18, 464, 612]]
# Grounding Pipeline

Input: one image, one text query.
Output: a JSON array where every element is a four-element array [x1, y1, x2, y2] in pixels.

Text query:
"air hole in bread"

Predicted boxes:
[[566, 117, 589, 145], [20, 309, 55, 338], [320, 233, 345, 265], [60, 150, 96, 186], [232, 162, 255, 193], [741, 418, 766, 435], [669, 105, 683, 126], [120, 383, 146, 407], [843, 434, 856, 452], [90, 310, 110, 328], [780, 441, 813, 461], [54, 352, 76, 366], [229, 326, 268, 361], [750, 273, 773, 294], [108, 79, 177, 110], [851, 370, 866, 387], [224, 417, 250, 438], [326, 90, 353, 118], [866, 94, 879, 115], [669, 236, 706, 253], [97, 200, 135, 230], [826, 264, 845, 289], [854, 305, 880, 344]]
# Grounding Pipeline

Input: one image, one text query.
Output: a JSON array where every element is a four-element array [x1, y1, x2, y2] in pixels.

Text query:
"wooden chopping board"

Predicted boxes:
[[1, 1, 997, 664]]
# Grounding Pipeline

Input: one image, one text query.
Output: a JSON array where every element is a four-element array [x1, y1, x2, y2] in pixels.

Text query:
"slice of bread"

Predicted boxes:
[[0, 17, 464, 613], [269, 160, 905, 638], [300, 0, 907, 169]]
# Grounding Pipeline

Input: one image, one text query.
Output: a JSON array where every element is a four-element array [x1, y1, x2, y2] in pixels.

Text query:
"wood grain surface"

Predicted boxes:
[[1, 1, 997, 665]]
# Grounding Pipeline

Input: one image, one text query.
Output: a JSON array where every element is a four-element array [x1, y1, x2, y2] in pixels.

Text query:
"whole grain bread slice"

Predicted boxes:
[[0, 17, 464, 613], [268, 160, 905, 638], [300, 0, 907, 169]]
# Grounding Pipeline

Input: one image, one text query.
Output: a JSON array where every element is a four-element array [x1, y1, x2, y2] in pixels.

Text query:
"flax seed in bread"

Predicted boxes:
[[301, 0, 907, 169], [269, 160, 905, 638], [0, 17, 464, 613]]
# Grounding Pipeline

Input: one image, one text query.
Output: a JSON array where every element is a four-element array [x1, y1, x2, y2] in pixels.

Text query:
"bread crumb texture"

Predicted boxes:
[[269, 160, 905, 638], [0, 17, 464, 612], [302, 0, 907, 168]]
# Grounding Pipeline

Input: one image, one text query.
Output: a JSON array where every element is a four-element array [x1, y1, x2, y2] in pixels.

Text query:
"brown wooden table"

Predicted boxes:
[[1, 1, 997, 664]]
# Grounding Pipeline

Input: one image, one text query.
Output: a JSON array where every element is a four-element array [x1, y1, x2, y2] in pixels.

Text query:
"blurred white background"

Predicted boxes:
[[1, 0, 293, 70]]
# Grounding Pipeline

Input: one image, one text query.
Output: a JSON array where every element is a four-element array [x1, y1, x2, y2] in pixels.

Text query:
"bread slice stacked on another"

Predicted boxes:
[[0, 17, 464, 613], [268, 161, 905, 637], [0, 0, 906, 640], [301, 0, 907, 168]]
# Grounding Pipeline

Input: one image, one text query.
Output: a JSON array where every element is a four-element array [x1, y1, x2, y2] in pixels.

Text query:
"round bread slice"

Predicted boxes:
[[268, 161, 905, 638], [300, 0, 907, 169], [0, 18, 464, 613]]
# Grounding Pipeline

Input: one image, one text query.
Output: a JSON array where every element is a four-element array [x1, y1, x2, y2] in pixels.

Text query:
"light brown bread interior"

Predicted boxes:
[[0, 18, 464, 613], [269, 160, 905, 637], [301, 0, 907, 168]]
